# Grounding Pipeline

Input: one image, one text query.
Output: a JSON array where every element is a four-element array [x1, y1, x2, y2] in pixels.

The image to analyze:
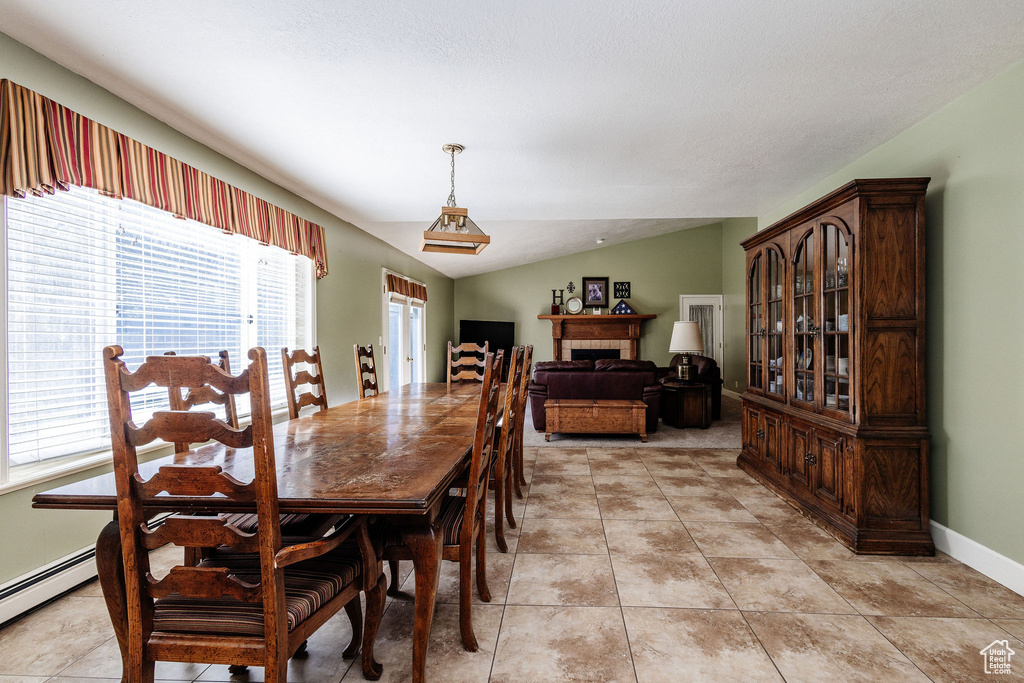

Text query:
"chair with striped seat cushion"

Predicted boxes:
[[383, 349, 504, 652], [490, 346, 525, 553], [104, 346, 386, 682]]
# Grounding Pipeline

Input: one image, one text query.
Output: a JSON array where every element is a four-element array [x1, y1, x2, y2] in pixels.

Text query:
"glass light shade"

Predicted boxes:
[[669, 320, 704, 353]]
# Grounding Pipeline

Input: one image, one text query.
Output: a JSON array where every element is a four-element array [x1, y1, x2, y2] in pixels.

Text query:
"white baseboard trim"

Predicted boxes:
[[0, 546, 97, 626], [722, 388, 742, 400], [931, 521, 1024, 597]]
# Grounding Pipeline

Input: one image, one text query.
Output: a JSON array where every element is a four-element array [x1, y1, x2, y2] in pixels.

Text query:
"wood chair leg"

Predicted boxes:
[[493, 473, 508, 554], [387, 559, 402, 597], [342, 596, 362, 659], [361, 574, 387, 680], [476, 513, 491, 604], [458, 551, 478, 652], [504, 470, 517, 529]]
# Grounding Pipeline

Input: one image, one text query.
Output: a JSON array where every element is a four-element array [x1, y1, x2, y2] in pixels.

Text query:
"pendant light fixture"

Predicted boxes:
[[421, 143, 490, 255]]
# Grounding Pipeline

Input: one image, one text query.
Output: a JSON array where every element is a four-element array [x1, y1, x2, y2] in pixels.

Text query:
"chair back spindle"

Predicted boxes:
[[282, 346, 328, 419], [447, 341, 489, 390], [165, 350, 239, 453], [353, 344, 380, 398]]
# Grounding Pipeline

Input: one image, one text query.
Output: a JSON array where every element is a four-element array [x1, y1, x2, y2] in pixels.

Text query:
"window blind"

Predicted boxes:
[[5, 185, 311, 473]]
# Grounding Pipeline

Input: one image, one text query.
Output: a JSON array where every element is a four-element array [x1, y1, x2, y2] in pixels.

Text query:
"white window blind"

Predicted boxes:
[[3, 185, 313, 481]]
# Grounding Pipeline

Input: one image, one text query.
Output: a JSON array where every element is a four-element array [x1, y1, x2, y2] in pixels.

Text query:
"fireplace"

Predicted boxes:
[[537, 313, 657, 361], [571, 348, 621, 362]]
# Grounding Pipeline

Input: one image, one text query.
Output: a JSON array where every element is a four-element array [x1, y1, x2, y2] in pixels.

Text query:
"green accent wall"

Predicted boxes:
[[759, 58, 1024, 565], [720, 218, 757, 392], [454, 223, 725, 367], [0, 32, 454, 585]]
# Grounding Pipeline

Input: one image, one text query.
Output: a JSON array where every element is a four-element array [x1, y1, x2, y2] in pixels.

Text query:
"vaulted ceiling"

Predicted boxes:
[[3, 1, 1023, 277]]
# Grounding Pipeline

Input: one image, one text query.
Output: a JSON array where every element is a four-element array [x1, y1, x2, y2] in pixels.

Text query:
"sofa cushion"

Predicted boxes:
[[595, 359, 658, 372], [534, 360, 594, 372]]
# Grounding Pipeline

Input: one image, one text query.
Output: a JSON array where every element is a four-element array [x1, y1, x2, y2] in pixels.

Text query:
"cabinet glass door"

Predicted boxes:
[[822, 222, 852, 416], [792, 232, 815, 406], [748, 254, 763, 391], [766, 247, 785, 399]]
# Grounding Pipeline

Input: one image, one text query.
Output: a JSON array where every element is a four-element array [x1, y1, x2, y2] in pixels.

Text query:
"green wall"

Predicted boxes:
[[720, 218, 757, 392], [0, 32, 454, 585], [759, 59, 1024, 565], [454, 223, 724, 367]]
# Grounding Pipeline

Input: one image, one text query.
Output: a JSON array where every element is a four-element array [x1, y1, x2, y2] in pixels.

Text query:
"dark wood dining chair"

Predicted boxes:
[[513, 345, 534, 497], [353, 344, 380, 398], [164, 350, 332, 566], [491, 346, 524, 553], [282, 346, 327, 419], [103, 346, 386, 682], [384, 349, 504, 652], [447, 341, 488, 391]]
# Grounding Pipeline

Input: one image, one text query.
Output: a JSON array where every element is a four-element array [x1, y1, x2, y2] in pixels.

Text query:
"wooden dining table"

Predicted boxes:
[[32, 382, 483, 683]]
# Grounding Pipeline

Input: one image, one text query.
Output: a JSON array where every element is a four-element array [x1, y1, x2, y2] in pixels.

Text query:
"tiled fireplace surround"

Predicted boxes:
[[562, 339, 632, 359]]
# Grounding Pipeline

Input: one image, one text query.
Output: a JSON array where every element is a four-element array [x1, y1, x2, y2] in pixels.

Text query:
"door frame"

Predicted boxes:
[[679, 294, 724, 366], [381, 268, 427, 391]]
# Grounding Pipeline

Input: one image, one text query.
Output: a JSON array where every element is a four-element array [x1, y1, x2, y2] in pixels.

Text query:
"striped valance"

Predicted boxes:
[[0, 79, 328, 277], [385, 273, 428, 302]]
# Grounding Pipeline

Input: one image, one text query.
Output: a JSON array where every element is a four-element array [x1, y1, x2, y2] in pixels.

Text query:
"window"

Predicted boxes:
[[1, 185, 314, 486]]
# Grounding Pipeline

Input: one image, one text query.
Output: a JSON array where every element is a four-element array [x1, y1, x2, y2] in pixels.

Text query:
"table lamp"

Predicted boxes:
[[669, 320, 704, 382]]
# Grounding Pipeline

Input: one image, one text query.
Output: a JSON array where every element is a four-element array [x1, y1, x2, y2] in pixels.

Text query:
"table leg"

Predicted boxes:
[[399, 523, 443, 683], [95, 519, 129, 683]]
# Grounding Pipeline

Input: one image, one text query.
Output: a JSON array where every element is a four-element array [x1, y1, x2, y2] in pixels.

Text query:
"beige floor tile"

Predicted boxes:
[[507, 553, 619, 606], [746, 612, 929, 682], [531, 459, 592, 476], [586, 447, 642, 461], [517, 518, 608, 554], [694, 458, 749, 478], [490, 606, 636, 682], [907, 562, 1024, 619], [709, 558, 855, 613], [611, 553, 735, 609], [685, 522, 797, 559], [603, 519, 700, 556], [996, 619, 1024, 640], [807, 559, 979, 617], [529, 474, 596, 496], [598, 494, 678, 521], [56, 636, 209, 680], [593, 475, 661, 497], [532, 447, 588, 460], [525, 491, 601, 519], [3, 677, 51, 683], [623, 607, 782, 682], [767, 520, 856, 560], [868, 616, 1024, 682], [651, 475, 722, 497], [196, 607, 359, 681], [0, 597, 113, 677], [590, 458, 648, 476], [397, 551, 515, 605], [486, 513, 522, 554], [640, 457, 708, 477], [43, 679, 122, 682], [340, 601, 503, 683], [740, 498, 806, 525], [666, 494, 760, 523]]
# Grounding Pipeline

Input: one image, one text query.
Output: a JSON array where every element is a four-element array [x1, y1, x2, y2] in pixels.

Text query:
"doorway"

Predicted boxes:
[[382, 274, 426, 391], [679, 295, 723, 366]]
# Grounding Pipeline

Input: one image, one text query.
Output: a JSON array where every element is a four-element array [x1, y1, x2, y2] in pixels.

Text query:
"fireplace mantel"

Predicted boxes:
[[537, 314, 657, 361]]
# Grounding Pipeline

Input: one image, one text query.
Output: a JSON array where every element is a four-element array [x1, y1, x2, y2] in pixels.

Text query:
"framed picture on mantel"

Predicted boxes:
[[582, 276, 609, 307]]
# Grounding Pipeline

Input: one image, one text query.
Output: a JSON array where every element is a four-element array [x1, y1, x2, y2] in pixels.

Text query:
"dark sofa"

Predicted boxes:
[[657, 354, 724, 421], [528, 359, 663, 434]]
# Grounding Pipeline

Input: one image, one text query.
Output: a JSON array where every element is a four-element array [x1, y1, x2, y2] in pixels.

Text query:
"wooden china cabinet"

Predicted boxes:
[[739, 178, 933, 555]]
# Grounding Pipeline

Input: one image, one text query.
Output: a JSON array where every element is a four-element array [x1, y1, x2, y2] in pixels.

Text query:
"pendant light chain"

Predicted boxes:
[[447, 147, 458, 208]]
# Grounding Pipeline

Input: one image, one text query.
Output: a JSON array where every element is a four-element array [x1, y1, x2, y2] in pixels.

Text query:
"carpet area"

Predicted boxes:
[[523, 393, 742, 449]]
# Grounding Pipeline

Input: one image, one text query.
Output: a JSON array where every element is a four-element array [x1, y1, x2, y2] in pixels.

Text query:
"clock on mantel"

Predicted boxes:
[[537, 313, 656, 361]]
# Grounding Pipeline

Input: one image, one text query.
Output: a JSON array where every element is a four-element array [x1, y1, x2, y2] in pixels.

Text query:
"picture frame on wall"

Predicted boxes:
[[582, 276, 609, 307]]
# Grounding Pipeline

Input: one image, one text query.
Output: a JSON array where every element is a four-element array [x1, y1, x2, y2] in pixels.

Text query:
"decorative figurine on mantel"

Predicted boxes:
[[551, 288, 564, 314]]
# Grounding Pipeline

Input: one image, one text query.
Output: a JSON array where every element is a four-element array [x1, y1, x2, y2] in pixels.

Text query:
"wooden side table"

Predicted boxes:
[[660, 381, 711, 429]]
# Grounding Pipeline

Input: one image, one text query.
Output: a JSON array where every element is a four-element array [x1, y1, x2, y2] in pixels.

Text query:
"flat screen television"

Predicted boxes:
[[459, 319, 515, 379]]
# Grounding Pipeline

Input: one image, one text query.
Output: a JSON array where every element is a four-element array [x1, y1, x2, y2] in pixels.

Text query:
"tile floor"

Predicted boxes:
[[3, 447, 1024, 681]]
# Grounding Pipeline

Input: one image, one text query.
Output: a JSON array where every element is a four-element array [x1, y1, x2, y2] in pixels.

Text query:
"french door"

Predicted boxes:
[[383, 277, 426, 391]]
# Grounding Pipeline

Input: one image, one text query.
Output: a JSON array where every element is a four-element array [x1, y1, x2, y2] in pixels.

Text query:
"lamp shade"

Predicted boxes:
[[669, 320, 704, 353]]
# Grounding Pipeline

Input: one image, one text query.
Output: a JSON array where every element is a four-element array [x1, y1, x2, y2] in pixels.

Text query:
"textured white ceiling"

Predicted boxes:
[[2, 1, 1024, 278]]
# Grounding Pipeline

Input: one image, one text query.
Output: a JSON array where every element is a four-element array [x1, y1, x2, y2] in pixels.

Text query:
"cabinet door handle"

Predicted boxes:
[[804, 452, 817, 466], [756, 429, 765, 439]]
